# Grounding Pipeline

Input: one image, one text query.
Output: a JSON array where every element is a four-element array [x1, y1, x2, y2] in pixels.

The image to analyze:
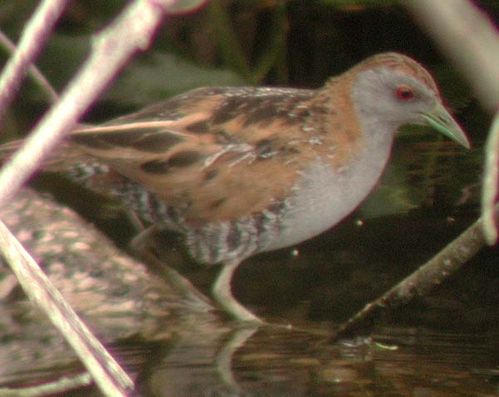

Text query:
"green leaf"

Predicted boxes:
[[104, 52, 246, 106], [164, 0, 209, 15], [360, 163, 419, 219], [37, 34, 91, 90]]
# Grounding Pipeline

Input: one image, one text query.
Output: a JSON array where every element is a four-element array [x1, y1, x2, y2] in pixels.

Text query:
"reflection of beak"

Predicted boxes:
[[420, 102, 471, 149]]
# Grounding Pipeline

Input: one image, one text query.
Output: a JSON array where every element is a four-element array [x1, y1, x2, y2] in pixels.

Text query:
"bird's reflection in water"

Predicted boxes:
[[136, 325, 259, 396]]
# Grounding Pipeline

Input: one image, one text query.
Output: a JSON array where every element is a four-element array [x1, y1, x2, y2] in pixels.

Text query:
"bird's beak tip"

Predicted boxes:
[[421, 104, 471, 150]]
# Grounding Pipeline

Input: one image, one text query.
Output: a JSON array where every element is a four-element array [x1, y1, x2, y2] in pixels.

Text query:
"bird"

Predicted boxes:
[[2, 52, 470, 323]]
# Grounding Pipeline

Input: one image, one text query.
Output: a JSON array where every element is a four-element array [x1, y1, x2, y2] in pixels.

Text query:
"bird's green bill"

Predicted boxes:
[[420, 103, 470, 149]]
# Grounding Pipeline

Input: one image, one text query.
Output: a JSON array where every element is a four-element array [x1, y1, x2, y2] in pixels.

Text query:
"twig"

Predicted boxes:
[[331, 208, 495, 341], [404, 2, 499, 242], [405, 0, 499, 112], [0, 373, 92, 397], [0, 0, 168, 209], [0, 0, 180, 395], [0, 220, 134, 396], [0, 30, 59, 104], [482, 114, 499, 244], [0, 0, 67, 124]]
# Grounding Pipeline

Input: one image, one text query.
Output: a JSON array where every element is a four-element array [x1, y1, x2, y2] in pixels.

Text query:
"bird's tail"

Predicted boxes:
[[0, 137, 123, 202], [0, 138, 92, 172]]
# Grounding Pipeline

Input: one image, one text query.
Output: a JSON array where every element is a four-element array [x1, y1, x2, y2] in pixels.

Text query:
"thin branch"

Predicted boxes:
[[331, 207, 495, 340], [404, 0, 499, 243], [482, 114, 499, 244], [0, 0, 168, 209], [0, 0, 67, 124], [0, 373, 92, 397], [0, 220, 134, 396], [0, 30, 59, 104], [0, 0, 181, 395], [405, 0, 499, 112]]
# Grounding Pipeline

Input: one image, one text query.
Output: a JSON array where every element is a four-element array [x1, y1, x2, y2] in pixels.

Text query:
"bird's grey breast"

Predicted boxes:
[[264, 144, 392, 251]]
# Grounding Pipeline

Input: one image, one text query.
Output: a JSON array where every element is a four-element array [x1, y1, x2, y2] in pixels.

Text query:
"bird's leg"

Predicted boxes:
[[212, 260, 264, 324], [130, 225, 213, 308], [125, 208, 146, 234], [129, 224, 158, 254], [215, 326, 259, 390]]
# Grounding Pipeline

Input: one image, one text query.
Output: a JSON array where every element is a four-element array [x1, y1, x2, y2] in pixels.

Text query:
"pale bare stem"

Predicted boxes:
[[404, 0, 499, 244], [0, 373, 92, 397], [0, 0, 167, 208], [0, 30, 58, 104], [0, 0, 179, 395], [404, 0, 499, 112], [0, 0, 67, 124], [482, 114, 499, 244], [333, 209, 493, 340], [0, 220, 134, 396]]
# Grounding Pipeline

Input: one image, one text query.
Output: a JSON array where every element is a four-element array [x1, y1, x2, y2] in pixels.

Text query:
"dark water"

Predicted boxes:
[[2, 323, 497, 396], [0, 143, 497, 396], [133, 326, 498, 397], [1, 208, 497, 396]]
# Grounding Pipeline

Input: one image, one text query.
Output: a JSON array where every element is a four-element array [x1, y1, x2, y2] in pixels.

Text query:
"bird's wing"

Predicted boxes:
[[70, 86, 321, 222]]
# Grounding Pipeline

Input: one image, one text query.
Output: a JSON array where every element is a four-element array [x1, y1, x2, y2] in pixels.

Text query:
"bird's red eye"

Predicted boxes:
[[395, 85, 415, 101]]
